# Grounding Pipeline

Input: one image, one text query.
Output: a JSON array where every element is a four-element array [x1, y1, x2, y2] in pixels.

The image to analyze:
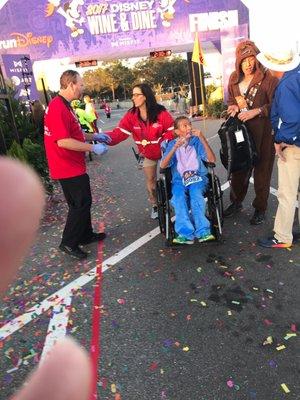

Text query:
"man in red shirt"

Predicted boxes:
[[44, 70, 111, 259]]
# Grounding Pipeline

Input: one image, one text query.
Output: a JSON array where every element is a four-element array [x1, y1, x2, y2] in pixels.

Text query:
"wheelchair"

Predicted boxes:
[[156, 163, 224, 246]]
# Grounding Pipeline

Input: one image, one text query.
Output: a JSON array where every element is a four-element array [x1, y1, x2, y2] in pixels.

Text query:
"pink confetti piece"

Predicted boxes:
[[227, 379, 234, 388]]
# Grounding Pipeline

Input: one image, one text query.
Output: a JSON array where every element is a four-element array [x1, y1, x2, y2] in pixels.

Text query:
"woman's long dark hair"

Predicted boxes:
[[130, 83, 166, 123]]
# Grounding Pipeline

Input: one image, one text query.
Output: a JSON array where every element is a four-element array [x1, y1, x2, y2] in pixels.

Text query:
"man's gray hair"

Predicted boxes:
[[60, 70, 79, 89]]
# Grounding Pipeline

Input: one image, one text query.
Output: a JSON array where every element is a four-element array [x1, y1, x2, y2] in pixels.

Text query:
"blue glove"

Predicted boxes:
[[92, 143, 108, 155], [93, 132, 112, 143]]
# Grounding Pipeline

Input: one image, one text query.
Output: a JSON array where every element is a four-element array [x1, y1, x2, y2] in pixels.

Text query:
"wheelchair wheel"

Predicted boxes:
[[213, 175, 224, 221], [156, 179, 166, 234], [207, 175, 224, 240], [162, 174, 175, 245], [156, 175, 175, 245]]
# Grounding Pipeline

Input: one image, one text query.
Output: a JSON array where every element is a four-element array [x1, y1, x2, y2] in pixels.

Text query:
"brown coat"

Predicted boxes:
[[226, 43, 279, 212], [227, 68, 278, 157]]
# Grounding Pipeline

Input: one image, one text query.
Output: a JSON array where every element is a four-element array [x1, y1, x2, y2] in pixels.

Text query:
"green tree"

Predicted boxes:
[[104, 61, 134, 100], [132, 58, 156, 85], [0, 85, 33, 150], [82, 62, 135, 100], [82, 68, 110, 95], [82, 56, 189, 98], [133, 55, 189, 90]]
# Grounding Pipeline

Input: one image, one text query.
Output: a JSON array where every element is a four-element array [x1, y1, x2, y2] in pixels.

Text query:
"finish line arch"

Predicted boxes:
[[0, 0, 248, 62]]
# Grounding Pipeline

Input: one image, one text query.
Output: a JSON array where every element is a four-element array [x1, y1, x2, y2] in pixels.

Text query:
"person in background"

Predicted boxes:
[[83, 95, 98, 132], [178, 93, 186, 114], [105, 83, 174, 219], [161, 116, 216, 244], [44, 70, 111, 259], [31, 100, 45, 136], [173, 93, 179, 113], [104, 101, 111, 118], [257, 45, 300, 248], [71, 100, 95, 133], [224, 40, 278, 225]]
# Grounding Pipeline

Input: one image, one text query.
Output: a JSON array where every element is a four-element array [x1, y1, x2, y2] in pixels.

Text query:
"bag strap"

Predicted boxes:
[[244, 82, 262, 108]]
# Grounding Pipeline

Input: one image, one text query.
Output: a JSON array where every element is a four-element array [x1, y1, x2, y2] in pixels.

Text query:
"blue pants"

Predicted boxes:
[[171, 181, 211, 240]]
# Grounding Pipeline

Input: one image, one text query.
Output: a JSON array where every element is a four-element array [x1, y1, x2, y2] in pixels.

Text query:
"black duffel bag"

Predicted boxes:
[[218, 116, 258, 177]]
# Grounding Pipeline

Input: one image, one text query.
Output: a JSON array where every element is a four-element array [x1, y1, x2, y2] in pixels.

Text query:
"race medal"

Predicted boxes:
[[141, 139, 148, 146]]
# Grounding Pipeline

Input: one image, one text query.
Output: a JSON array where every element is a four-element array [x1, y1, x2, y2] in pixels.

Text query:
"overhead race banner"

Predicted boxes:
[[0, 0, 248, 61]]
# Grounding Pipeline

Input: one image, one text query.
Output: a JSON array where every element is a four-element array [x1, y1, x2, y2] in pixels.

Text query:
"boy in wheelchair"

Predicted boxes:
[[160, 116, 216, 245]]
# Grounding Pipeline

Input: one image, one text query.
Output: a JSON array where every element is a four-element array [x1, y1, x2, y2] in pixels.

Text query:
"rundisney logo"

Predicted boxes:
[[10, 32, 53, 48]]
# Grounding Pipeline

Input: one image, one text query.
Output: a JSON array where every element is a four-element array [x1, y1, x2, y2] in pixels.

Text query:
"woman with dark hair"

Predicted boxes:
[[224, 40, 278, 225], [106, 83, 174, 219]]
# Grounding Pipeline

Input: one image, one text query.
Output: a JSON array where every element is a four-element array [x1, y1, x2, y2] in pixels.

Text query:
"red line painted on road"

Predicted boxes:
[[89, 226, 104, 400]]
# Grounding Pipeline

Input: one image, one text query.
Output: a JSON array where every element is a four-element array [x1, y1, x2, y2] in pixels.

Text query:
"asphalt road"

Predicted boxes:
[[0, 110, 299, 400]]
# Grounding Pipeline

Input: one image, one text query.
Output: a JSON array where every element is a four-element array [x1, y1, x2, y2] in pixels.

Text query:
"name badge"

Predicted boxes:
[[235, 130, 244, 143]]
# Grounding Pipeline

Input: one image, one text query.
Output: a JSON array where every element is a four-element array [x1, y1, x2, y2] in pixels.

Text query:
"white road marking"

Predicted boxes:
[[221, 180, 230, 191], [38, 228, 163, 356], [0, 226, 160, 341], [249, 177, 278, 196], [40, 295, 72, 362], [207, 133, 220, 142]]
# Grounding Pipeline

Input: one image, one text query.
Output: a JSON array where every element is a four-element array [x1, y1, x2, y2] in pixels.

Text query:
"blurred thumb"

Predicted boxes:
[[0, 157, 45, 295], [13, 338, 92, 400]]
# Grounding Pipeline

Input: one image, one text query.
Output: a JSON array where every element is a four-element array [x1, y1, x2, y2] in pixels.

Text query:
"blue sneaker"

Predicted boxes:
[[173, 236, 194, 245]]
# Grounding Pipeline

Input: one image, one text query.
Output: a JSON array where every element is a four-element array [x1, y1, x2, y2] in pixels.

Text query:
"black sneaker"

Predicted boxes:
[[250, 210, 265, 225], [223, 202, 243, 217], [79, 232, 106, 245], [258, 236, 292, 248], [59, 244, 88, 259]]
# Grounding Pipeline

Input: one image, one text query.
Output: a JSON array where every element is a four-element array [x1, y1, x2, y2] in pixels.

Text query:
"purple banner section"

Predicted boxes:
[[0, 0, 248, 61], [2, 54, 39, 101], [220, 24, 249, 103]]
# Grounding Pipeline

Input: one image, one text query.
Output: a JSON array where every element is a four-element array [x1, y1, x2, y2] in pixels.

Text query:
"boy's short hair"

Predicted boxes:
[[174, 115, 190, 130]]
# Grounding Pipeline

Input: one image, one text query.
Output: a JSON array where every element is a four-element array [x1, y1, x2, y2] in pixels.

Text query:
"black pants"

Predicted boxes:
[[59, 173, 93, 248]]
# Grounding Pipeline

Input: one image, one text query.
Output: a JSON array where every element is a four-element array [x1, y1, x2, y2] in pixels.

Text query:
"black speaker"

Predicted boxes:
[[187, 51, 206, 107]]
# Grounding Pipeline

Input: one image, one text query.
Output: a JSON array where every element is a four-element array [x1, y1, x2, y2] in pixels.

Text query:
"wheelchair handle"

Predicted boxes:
[[159, 167, 169, 174], [131, 146, 139, 161]]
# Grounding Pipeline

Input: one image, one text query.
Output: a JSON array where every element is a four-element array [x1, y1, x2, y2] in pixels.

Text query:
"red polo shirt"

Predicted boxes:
[[44, 96, 86, 179]]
